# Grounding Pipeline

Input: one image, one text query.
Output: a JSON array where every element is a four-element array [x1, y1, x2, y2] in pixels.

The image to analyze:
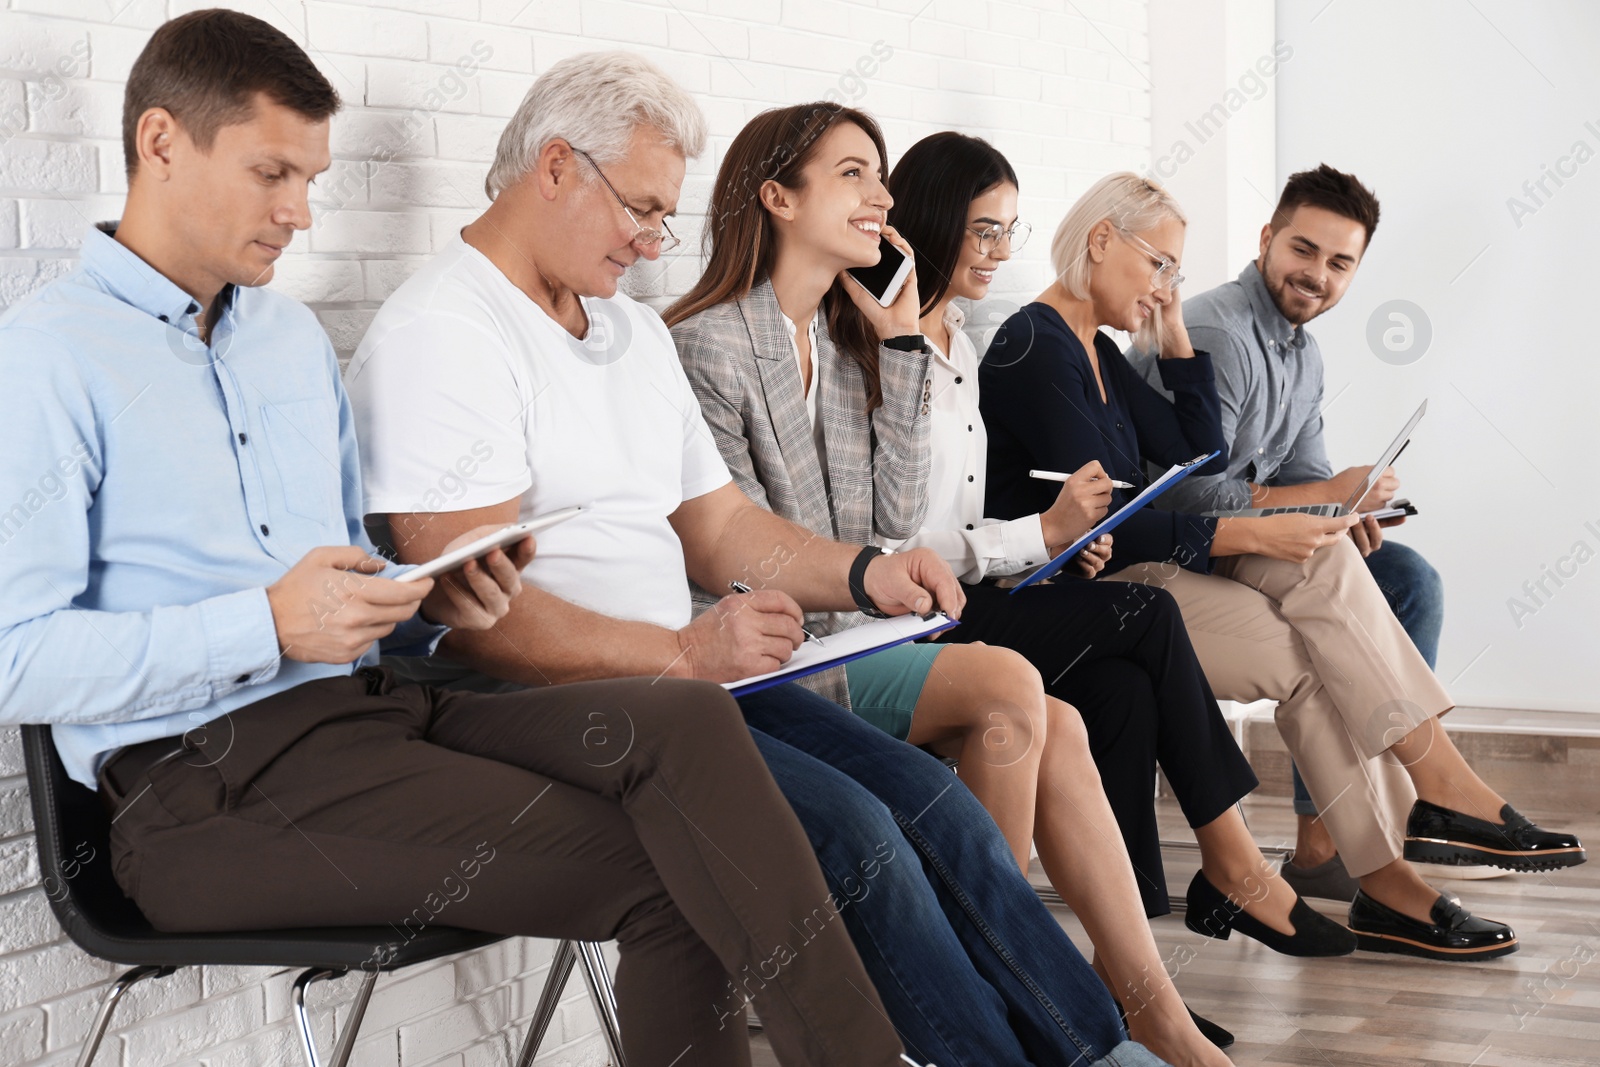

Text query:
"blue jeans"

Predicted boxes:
[[741, 684, 1167, 1067], [1291, 539, 1444, 816]]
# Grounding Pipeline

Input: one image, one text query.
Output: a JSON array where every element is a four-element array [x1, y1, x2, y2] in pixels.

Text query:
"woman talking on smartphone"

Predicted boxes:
[[668, 104, 1275, 1067]]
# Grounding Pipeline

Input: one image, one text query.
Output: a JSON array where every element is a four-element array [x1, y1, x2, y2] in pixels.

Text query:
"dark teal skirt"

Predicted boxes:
[[842, 641, 944, 741]]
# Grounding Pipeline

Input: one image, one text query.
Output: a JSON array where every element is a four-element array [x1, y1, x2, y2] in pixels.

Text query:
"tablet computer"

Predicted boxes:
[[1215, 400, 1427, 518], [396, 506, 584, 583]]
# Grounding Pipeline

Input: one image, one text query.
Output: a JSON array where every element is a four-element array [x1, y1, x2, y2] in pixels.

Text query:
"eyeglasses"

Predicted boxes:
[[967, 220, 1032, 254], [571, 147, 680, 253], [1117, 228, 1184, 290]]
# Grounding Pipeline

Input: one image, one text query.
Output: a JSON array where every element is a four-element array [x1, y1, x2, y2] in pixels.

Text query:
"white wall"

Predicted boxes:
[[0, 2, 1152, 1064], [1147, 0, 1278, 295], [1274, 0, 1600, 714]]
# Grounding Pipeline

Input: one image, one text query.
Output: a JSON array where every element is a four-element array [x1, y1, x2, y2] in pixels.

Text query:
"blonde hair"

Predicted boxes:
[[1049, 172, 1186, 352]]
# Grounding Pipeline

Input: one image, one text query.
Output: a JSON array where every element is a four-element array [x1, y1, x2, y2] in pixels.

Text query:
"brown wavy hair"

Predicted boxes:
[[663, 102, 891, 411]]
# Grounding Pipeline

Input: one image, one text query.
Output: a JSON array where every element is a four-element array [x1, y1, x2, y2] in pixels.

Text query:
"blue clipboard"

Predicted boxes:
[[1009, 452, 1220, 593]]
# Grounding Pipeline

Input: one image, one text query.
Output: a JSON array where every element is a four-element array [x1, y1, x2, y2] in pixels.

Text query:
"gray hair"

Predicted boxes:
[[485, 50, 708, 200], [1049, 172, 1186, 351]]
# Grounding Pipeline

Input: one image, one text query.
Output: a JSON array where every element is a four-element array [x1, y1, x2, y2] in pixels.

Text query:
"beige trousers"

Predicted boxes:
[[1105, 536, 1452, 877]]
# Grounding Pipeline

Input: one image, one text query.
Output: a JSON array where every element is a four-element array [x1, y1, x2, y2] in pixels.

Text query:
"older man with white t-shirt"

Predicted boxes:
[[347, 51, 1167, 1067]]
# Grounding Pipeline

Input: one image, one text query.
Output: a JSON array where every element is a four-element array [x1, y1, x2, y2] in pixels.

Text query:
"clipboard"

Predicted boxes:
[[1009, 452, 1220, 593], [723, 613, 960, 697]]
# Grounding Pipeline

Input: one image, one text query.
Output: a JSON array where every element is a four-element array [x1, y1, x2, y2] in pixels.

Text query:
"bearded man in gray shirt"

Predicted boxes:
[[1132, 164, 1447, 903]]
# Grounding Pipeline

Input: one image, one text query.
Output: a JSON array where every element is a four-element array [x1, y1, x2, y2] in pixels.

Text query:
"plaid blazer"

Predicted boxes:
[[672, 280, 934, 706]]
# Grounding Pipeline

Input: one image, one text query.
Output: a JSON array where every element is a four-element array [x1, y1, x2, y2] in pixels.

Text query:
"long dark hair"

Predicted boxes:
[[664, 102, 892, 410], [885, 131, 1019, 315]]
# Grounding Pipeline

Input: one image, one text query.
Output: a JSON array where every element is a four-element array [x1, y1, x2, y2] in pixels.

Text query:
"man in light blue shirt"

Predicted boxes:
[[0, 15, 919, 1064], [1133, 164, 1447, 901], [0, 217, 460, 786]]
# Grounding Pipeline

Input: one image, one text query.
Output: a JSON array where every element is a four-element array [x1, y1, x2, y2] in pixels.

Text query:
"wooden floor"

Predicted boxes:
[[751, 795, 1600, 1066]]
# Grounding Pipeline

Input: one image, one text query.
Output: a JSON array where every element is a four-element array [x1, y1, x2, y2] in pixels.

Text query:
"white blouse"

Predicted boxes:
[[779, 310, 828, 475], [881, 304, 1049, 583]]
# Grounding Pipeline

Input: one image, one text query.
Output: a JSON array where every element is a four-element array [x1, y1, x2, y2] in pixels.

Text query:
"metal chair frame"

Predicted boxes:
[[22, 724, 628, 1067]]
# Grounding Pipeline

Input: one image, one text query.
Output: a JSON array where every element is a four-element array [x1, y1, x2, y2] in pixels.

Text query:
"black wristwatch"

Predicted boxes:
[[882, 333, 929, 353], [848, 545, 892, 618]]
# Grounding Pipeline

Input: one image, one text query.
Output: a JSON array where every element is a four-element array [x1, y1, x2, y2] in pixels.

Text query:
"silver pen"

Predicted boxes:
[[730, 580, 824, 645]]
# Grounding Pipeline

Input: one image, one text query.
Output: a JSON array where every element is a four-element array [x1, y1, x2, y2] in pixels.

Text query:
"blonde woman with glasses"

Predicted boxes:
[[979, 172, 1583, 962]]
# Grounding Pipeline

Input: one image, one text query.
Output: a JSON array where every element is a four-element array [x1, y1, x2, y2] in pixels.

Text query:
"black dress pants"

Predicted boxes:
[[941, 579, 1259, 916]]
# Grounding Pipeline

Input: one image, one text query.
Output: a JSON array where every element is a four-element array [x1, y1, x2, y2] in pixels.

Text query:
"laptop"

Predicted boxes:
[[1214, 399, 1427, 518]]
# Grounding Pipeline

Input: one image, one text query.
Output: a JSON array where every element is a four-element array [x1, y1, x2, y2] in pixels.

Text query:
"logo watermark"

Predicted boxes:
[[1506, 517, 1600, 629], [1146, 41, 1293, 182], [1365, 298, 1432, 365], [1505, 119, 1600, 230], [0, 441, 95, 548]]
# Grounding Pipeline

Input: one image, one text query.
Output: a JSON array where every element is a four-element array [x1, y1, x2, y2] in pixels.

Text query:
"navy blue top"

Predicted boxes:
[[978, 301, 1228, 574]]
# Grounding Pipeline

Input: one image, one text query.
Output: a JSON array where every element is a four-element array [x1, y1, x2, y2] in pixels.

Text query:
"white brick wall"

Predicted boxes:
[[0, 1, 1150, 1064]]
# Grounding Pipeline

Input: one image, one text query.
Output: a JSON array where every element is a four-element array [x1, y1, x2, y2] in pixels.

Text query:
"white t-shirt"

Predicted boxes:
[[884, 304, 1049, 583], [346, 238, 732, 630]]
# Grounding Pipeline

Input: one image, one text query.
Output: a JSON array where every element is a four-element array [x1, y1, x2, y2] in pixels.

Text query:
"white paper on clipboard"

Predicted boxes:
[[723, 613, 959, 696]]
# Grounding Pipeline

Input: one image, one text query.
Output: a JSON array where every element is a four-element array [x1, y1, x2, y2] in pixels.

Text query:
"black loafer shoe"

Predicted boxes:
[[1116, 1002, 1235, 1051], [1349, 889, 1518, 960], [1404, 800, 1586, 872], [1184, 869, 1357, 956], [1188, 1007, 1234, 1050]]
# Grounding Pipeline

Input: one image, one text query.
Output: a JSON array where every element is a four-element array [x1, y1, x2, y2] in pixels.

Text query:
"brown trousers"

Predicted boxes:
[[1107, 536, 1452, 877], [101, 667, 901, 1067]]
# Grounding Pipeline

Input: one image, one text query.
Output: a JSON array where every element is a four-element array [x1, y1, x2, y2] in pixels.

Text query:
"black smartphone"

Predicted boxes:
[[845, 236, 914, 307]]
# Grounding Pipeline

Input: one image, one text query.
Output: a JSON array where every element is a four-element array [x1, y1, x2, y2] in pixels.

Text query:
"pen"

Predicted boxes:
[[730, 580, 824, 645], [1030, 469, 1134, 489]]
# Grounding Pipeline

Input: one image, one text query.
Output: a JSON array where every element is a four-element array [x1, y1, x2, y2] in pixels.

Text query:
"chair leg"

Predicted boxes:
[[576, 941, 627, 1067], [514, 940, 578, 1067], [75, 965, 174, 1067], [292, 966, 379, 1067]]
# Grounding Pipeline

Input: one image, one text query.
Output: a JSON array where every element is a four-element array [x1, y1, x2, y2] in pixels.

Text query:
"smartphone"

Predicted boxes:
[[845, 236, 914, 307], [1362, 498, 1418, 522], [395, 506, 583, 583]]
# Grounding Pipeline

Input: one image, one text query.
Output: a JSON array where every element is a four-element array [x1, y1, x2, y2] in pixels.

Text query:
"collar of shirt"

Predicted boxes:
[[84, 222, 238, 329], [778, 308, 821, 352], [929, 301, 966, 366], [3, 222, 443, 789], [1238, 261, 1306, 355], [778, 309, 823, 400]]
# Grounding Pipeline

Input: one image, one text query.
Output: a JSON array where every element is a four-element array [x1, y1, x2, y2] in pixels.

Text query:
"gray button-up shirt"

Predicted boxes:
[[1129, 262, 1333, 513]]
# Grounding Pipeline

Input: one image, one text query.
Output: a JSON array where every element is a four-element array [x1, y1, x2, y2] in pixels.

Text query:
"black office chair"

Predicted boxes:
[[22, 725, 627, 1067]]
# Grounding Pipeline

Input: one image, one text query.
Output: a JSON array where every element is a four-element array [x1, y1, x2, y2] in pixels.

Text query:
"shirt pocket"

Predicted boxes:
[[260, 398, 341, 522]]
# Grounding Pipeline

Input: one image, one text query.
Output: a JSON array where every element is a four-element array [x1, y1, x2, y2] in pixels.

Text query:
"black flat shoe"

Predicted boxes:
[[1188, 1007, 1234, 1050], [1405, 799, 1586, 872], [1184, 869, 1357, 956], [1117, 1002, 1235, 1051], [1348, 889, 1518, 960]]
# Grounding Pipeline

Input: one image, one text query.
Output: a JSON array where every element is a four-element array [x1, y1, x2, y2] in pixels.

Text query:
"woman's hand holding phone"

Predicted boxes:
[[840, 225, 922, 340]]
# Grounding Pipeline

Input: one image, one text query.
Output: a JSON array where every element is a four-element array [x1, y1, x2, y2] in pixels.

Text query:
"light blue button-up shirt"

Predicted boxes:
[[0, 224, 445, 786]]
